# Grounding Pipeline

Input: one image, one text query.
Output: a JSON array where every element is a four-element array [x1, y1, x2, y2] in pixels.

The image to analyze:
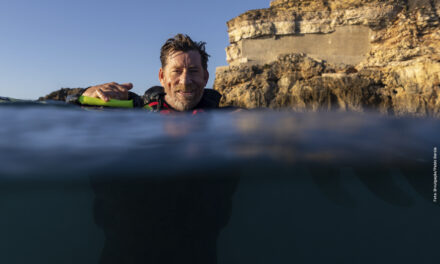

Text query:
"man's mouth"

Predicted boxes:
[[177, 90, 196, 98]]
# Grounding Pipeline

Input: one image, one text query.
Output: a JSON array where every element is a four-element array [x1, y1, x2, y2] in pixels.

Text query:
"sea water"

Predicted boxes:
[[0, 104, 439, 264]]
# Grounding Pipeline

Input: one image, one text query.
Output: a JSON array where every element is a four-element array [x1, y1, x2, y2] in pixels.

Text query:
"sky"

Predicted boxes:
[[0, 0, 271, 99]]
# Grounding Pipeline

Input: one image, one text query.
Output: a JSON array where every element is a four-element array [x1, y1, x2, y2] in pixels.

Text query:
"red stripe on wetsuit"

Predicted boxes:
[[148, 102, 204, 115]]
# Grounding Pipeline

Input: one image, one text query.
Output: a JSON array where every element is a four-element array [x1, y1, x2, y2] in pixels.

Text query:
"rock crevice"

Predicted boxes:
[[214, 0, 440, 117]]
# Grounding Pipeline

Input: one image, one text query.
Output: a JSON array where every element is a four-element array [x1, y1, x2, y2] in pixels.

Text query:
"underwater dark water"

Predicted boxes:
[[0, 104, 439, 264]]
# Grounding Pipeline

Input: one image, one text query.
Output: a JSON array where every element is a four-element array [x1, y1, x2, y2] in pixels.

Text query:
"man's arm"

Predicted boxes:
[[38, 82, 132, 102], [39, 82, 145, 108], [81, 82, 147, 108], [82, 82, 133, 102]]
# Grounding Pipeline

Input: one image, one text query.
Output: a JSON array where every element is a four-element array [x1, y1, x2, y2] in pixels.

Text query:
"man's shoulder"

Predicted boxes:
[[143, 86, 167, 105], [197, 89, 222, 109]]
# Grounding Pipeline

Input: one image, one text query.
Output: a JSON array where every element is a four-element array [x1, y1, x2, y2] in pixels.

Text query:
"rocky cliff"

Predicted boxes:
[[214, 0, 440, 117]]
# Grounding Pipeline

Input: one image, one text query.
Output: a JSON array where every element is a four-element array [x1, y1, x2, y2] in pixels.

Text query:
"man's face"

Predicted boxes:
[[159, 50, 209, 111]]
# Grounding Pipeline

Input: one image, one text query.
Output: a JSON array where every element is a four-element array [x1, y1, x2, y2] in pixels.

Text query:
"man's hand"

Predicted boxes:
[[82, 82, 133, 102]]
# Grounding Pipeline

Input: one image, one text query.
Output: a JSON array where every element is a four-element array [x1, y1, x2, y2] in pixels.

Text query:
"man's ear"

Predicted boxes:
[[203, 69, 209, 87], [159, 68, 165, 87]]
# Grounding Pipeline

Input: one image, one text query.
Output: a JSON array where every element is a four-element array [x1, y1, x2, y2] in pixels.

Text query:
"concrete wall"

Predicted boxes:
[[234, 25, 372, 66]]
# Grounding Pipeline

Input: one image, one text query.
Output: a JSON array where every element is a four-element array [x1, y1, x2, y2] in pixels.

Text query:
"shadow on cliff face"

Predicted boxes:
[[216, 0, 440, 117]]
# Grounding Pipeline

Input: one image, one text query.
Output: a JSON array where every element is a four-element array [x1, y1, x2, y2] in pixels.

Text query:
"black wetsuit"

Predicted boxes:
[[36, 86, 223, 112], [37, 86, 238, 263], [142, 86, 222, 113]]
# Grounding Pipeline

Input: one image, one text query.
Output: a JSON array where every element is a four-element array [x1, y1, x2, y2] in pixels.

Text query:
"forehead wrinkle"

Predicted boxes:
[[167, 50, 201, 68]]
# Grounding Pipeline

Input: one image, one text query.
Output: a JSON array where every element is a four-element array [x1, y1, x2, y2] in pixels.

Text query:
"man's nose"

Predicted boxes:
[[179, 71, 192, 85]]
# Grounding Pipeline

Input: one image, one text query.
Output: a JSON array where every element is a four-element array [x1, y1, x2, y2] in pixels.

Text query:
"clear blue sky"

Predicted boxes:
[[0, 0, 271, 99]]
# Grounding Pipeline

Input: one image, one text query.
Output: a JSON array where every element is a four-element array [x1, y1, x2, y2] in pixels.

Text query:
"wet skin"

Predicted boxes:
[[81, 50, 208, 111], [159, 50, 209, 111]]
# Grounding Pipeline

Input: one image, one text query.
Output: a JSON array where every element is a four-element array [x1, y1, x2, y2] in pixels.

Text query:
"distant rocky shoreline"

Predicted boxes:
[[39, 88, 85, 102]]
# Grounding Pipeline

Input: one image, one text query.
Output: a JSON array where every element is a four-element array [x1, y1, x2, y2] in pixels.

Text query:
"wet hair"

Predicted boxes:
[[160, 34, 210, 70]]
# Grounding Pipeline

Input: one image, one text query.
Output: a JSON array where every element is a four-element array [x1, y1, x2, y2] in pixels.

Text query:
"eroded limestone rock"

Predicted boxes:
[[214, 0, 440, 117]]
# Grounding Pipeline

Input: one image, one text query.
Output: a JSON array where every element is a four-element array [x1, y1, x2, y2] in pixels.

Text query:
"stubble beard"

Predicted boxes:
[[164, 84, 204, 111]]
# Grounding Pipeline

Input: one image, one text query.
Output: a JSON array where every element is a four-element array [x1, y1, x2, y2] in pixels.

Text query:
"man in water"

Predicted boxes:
[[73, 33, 221, 112], [78, 34, 237, 264]]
